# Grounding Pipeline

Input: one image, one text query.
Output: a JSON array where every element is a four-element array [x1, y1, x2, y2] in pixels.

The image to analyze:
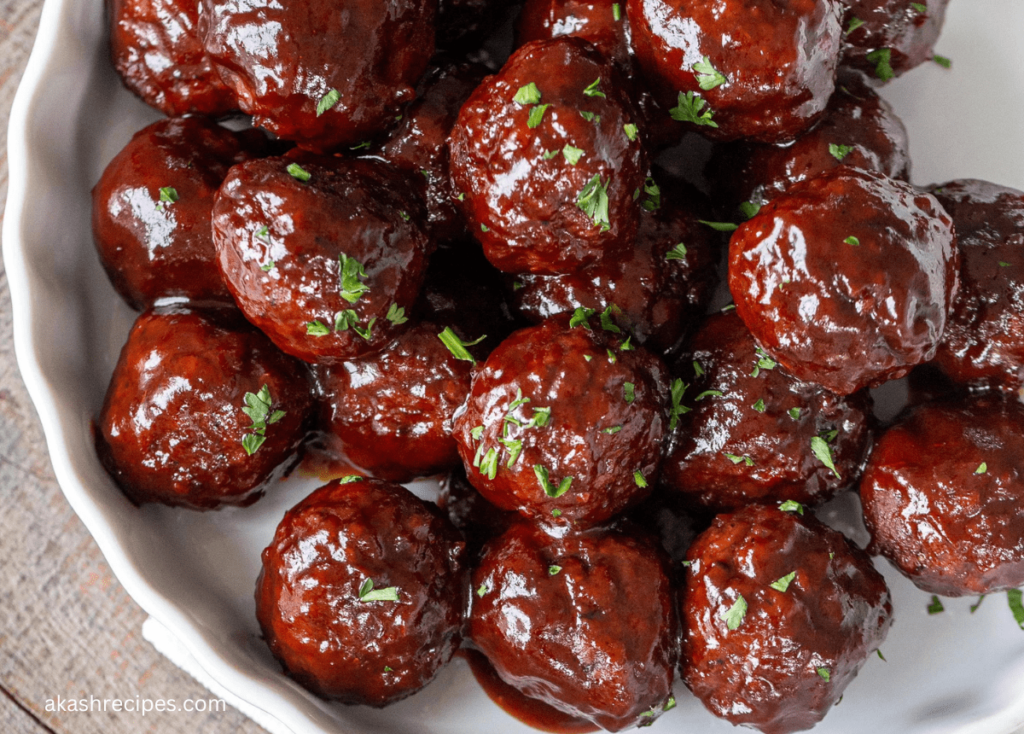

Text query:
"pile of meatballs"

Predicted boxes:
[[91, 0, 1024, 732]]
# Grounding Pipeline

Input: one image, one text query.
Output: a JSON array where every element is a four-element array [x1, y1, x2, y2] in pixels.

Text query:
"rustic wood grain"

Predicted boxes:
[[0, 2, 268, 732]]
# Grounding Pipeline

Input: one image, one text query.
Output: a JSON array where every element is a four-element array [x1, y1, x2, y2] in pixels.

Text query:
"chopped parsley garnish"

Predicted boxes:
[[975, 462, 988, 475], [542, 149, 559, 160], [527, 104, 552, 128], [693, 361, 704, 377], [846, 17, 865, 34], [338, 254, 370, 303], [158, 186, 179, 204], [877, 649, 887, 661], [350, 141, 372, 151], [933, 54, 952, 69], [548, 565, 562, 575], [820, 428, 839, 443], [384, 666, 393, 673], [612, 2, 621, 20], [583, 78, 606, 98], [398, 211, 410, 221], [695, 390, 723, 401], [603, 426, 622, 434], [866, 48, 895, 82], [970, 595, 986, 613], [623, 382, 636, 403], [999, 261, 1011, 268], [829, 143, 854, 161], [261, 261, 275, 272], [606, 349, 617, 364], [334, 310, 376, 341], [669, 91, 718, 128], [816, 667, 831, 682], [552, 509, 562, 517], [739, 200, 761, 220], [811, 436, 841, 479], [724, 453, 754, 466], [640, 177, 661, 211], [698, 219, 739, 232], [771, 571, 796, 592], [240, 384, 286, 455], [666, 243, 687, 261], [338, 475, 363, 484], [623, 123, 639, 141], [927, 595, 945, 614], [664, 697, 676, 712], [577, 174, 611, 230], [693, 56, 727, 90], [779, 500, 805, 515], [256, 225, 269, 239], [385, 303, 408, 325], [563, 144, 585, 165], [358, 578, 399, 602], [478, 448, 499, 480], [513, 82, 542, 105], [669, 378, 691, 431], [470, 425, 484, 441], [316, 88, 341, 116], [1007, 590, 1024, 629], [438, 327, 486, 364], [534, 465, 573, 498], [500, 438, 523, 468], [634, 471, 648, 488], [599, 304, 622, 333], [911, 2, 927, 12], [579, 110, 600, 123], [845, 236, 860, 246], [532, 406, 552, 427], [307, 320, 330, 336], [788, 407, 802, 420], [752, 398, 766, 413], [480, 224, 489, 232], [721, 595, 747, 630], [751, 347, 777, 377], [287, 163, 311, 182]]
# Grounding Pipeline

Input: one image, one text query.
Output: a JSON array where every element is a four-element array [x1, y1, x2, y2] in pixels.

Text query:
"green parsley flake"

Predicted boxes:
[[699, 219, 739, 232], [829, 143, 854, 161], [287, 163, 311, 182], [527, 104, 552, 128], [752, 398, 766, 413], [669, 378, 691, 431], [542, 149, 559, 160], [563, 144, 585, 165], [695, 390, 723, 401], [999, 261, 1012, 268], [358, 578, 399, 602], [623, 123, 639, 141], [866, 48, 895, 82], [1007, 589, 1024, 629], [845, 236, 861, 246], [927, 595, 945, 614], [350, 141, 372, 151], [316, 88, 341, 116], [306, 320, 330, 337], [634, 471, 648, 488], [256, 225, 269, 239], [724, 453, 754, 466], [624, 382, 636, 404], [579, 110, 600, 123], [534, 464, 573, 498], [693, 361, 704, 377], [975, 462, 988, 475], [338, 475, 363, 484], [751, 347, 777, 377], [513, 82, 542, 105], [779, 500, 805, 515], [669, 91, 718, 128], [877, 649, 887, 661], [532, 406, 552, 427], [970, 595, 986, 613], [261, 261, 275, 272], [240, 384, 286, 456], [664, 697, 677, 712], [721, 595, 747, 630], [666, 243, 687, 261], [577, 174, 611, 230], [817, 667, 831, 682], [933, 54, 952, 69], [548, 565, 562, 575], [570, 306, 596, 329], [811, 436, 841, 479], [438, 327, 486, 364], [478, 447, 499, 480], [771, 571, 796, 592], [911, 2, 927, 12], [385, 303, 408, 325], [612, 2, 621, 21], [603, 426, 622, 434], [338, 254, 370, 303], [788, 407, 802, 420], [641, 177, 661, 211], [583, 78, 606, 98], [739, 200, 761, 220], [552, 509, 562, 517], [693, 55, 727, 90], [158, 186, 179, 204], [846, 17, 865, 34], [481, 223, 490, 232], [599, 304, 622, 333]]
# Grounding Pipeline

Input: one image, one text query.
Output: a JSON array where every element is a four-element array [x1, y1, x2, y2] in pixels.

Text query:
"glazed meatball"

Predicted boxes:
[[449, 37, 646, 274], [211, 155, 433, 364], [627, 0, 843, 144], [518, 0, 632, 69], [928, 180, 1024, 394], [92, 116, 256, 310], [861, 398, 1024, 596], [256, 478, 467, 705], [452, 316, 669, 527], [469, 522, 678, 731], [379, 63, 486, 244], [681, 504, 893, 734], [511, 176, 718, 354], [97, 306, 312, 509], [662, 312, 872, 512], [110, 0, 236, 116], [315, 322, 473, 483], [199, 0, 436, 152], [841, 0, 950, 81], [729, 167, 958, 395], [709, 75, 911, 208]]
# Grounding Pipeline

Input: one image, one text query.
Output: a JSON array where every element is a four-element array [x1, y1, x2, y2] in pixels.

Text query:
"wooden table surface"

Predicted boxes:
[[0, 2, 267, 732]]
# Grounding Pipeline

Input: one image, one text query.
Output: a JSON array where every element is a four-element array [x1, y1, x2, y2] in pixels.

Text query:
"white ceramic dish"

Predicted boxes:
[[5, 2, 1024, 733]]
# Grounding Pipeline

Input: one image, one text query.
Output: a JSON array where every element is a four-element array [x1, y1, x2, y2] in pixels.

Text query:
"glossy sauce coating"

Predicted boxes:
[[452, 316, 669, 528], [211, 155, 432, 364], [928, 180, 1024, 394], [379, 62, 486, 244], [449, 37, 646, 274], [860, 398, 1024, 596], [315, 322, 474, 484], [199, 0, 437, 151], [92, 116, 255, 310], [680, 504, 893, 734], [97, 306, 312, 509], [110, 0, 236, 116], [511, 177, 718, 355], [840, 0, 950, 80], [662, 312, 872, 512], [627, 0, 843, 143], [518, 0, 632, 69], [468, 522, 678, 731], [709, 75, 911, 208], [256, 478, 467, 705], [729, 166, 958, 395]]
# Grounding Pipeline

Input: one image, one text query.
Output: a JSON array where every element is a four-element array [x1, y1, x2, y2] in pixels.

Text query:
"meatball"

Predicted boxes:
[[928, 180, 1024, 394], [109, 0, 235, 116], [861, 398, 1024, 596], [315, 322, 473, 484], [97, 306, 312, 509], [627, 0, 843, 144], [452, 315, 669, 527], [256, 477, 467, 705], [518, 0, 632, 69], [211, 155, 433, 364], [92, 116, 256, 310], [511, 176, 718, 354], [662, 312, 872, 512], [469, 522, 678, 731], [449, 37, 646, 274], [680, 504, 893, 734], [379, 63, 486, 244], [841, 0, 950, 81], [199, 0, 436, 152], [709, 75, 911, 208], [729, 167, 958, 395]]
